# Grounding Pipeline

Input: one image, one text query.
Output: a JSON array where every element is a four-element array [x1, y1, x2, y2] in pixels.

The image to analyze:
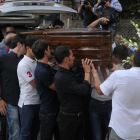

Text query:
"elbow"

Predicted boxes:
[[97, 89, 103, 95]]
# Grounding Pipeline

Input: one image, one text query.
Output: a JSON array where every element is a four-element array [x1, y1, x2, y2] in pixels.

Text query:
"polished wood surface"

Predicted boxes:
[[20, 28, 112, 66]]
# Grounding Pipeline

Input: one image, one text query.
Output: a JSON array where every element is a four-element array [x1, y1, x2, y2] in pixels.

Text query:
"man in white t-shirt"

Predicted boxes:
[[90, 48, 140, 140], [89, 45, 128, 140], [17, 35, 40, 140]]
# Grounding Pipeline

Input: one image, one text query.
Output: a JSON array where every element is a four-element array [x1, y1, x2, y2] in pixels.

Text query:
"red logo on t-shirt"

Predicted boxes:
[[0, 3, 4, 6], [27, 71, 32, 77]]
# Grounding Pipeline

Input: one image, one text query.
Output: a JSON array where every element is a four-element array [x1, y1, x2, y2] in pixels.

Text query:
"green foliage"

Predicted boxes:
[[119, 0, 140, 19]]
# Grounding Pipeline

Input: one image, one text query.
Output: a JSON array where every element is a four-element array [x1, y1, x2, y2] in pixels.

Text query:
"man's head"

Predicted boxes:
[[52, 19, 64, 29], [4, 33, 16, 48], [114, 33, 122, 46], [25, 35, 38, 58], [0, 0, 5, 3], [2, 24, 15, 36], [133, 49, 140, 67], [54, 45, 75, 68], [32, 39, 50, 60], [11, 34, 26, 55], [112, 45, 128, 64]]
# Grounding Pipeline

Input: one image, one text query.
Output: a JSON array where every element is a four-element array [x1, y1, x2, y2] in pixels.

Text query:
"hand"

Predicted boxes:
[[107, 63, 120, 72], [43, 32, 47, 35], [97, 0, 101, 4], [105, 1, 111, 7], [0, 100, 7, 115], [80, 1, 84, 7], [99, 17, 109, 24], [85, 2, 92, 8], [82, 58, 91, 73], [48, 61, 54, 67], [90, 61, 99, 76]]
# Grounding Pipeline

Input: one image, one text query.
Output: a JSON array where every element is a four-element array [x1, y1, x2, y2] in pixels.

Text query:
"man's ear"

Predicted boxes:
[[17, 42, 21, 47], [64, 57, 69, 63]]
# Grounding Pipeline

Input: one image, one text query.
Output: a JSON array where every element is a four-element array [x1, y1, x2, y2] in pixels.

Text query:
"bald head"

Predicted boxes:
[[4, 33, 16, 48]]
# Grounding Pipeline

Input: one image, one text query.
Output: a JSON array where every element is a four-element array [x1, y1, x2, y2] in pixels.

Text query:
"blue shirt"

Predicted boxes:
[[35, 62, 59, 114], [0, 39, 6, 51]]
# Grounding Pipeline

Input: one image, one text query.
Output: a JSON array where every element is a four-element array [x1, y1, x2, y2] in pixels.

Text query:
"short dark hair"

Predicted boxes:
[[52, 19, 64, 27], [54, 45, 71, 64], [134, 48, 140, 67], [113, 45, 128, 60], [11, 34, 26, 49], [32, 39, 49, 60], [25, 35, 38, 49]]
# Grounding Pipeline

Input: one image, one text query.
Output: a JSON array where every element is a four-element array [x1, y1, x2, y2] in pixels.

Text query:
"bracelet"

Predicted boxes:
[[93, 75, 99, 78], [85, 72, 91, 74]]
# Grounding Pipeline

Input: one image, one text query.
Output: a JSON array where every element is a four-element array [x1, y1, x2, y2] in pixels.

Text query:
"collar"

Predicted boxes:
[[37, 61, 50, 68], [58, 66, 71, 74], [5, 46, 10, 51], [9, 51, 18, 58], [24, 55, 36, 63]]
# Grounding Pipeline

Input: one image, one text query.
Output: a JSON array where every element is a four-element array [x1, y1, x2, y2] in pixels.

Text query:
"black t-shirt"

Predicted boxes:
[[0, 52, 20, 106], [82, 6, 98, 26], [54, 66, 91, 113], [35, 62, 59, 115]]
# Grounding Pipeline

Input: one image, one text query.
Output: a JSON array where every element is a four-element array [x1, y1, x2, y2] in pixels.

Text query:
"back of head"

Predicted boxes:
[[4, 33, 16, 48], [32, 39, 49, 60], [134, 48, 140, 67], [54, 45, 70, 64], [113, 45, 128, 60], [52, 19, 64, 28], [25, 35, 38, 49], [11, 34, 26, 49]]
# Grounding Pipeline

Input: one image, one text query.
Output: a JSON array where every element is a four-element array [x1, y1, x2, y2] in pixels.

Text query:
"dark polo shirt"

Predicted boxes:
[[35, 62, 59, 114], [0, 51, 20, 106], [54, 66, 91, 113]]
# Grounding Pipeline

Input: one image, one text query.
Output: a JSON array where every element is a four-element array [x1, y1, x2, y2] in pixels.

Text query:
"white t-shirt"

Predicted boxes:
[[100, 67, 140, 140], [17, 55, 40, 107]]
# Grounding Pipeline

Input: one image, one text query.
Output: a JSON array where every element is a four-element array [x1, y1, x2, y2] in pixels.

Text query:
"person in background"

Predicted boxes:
[[52, 19, 64, 29], [0, 25, 15, 51], [93, 0, 122, 33], [33, 40, 60, 140], [78, 0, 98, 28], [0, 34, 26, 140], [112, 32, 122, 50]]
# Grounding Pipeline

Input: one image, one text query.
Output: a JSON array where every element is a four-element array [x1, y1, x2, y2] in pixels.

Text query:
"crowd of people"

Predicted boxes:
[[0, 0, 140, 140]]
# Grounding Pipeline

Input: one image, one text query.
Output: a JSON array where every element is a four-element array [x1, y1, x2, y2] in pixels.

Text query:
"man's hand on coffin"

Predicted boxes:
[[82, 58, 91, 73], [0, 100, 7, 115], [48, 61, 55, 67], [90, 62, 99, 77], [107, 63, 120, 72], [99, 17, 109, 24]]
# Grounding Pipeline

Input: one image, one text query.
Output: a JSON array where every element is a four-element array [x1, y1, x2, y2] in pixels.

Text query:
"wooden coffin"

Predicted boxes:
[[21, 28, 112, 66]]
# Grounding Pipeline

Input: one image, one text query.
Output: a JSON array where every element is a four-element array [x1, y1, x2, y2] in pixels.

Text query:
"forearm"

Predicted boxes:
[[94, 76, 103, 95], [84, 73, 91, 84], [88, 19, 100, 28], [78, 6, 83, 14]]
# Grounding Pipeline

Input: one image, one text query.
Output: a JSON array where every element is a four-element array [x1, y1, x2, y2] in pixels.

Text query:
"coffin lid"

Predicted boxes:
[[46, 28, 112, 35]]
